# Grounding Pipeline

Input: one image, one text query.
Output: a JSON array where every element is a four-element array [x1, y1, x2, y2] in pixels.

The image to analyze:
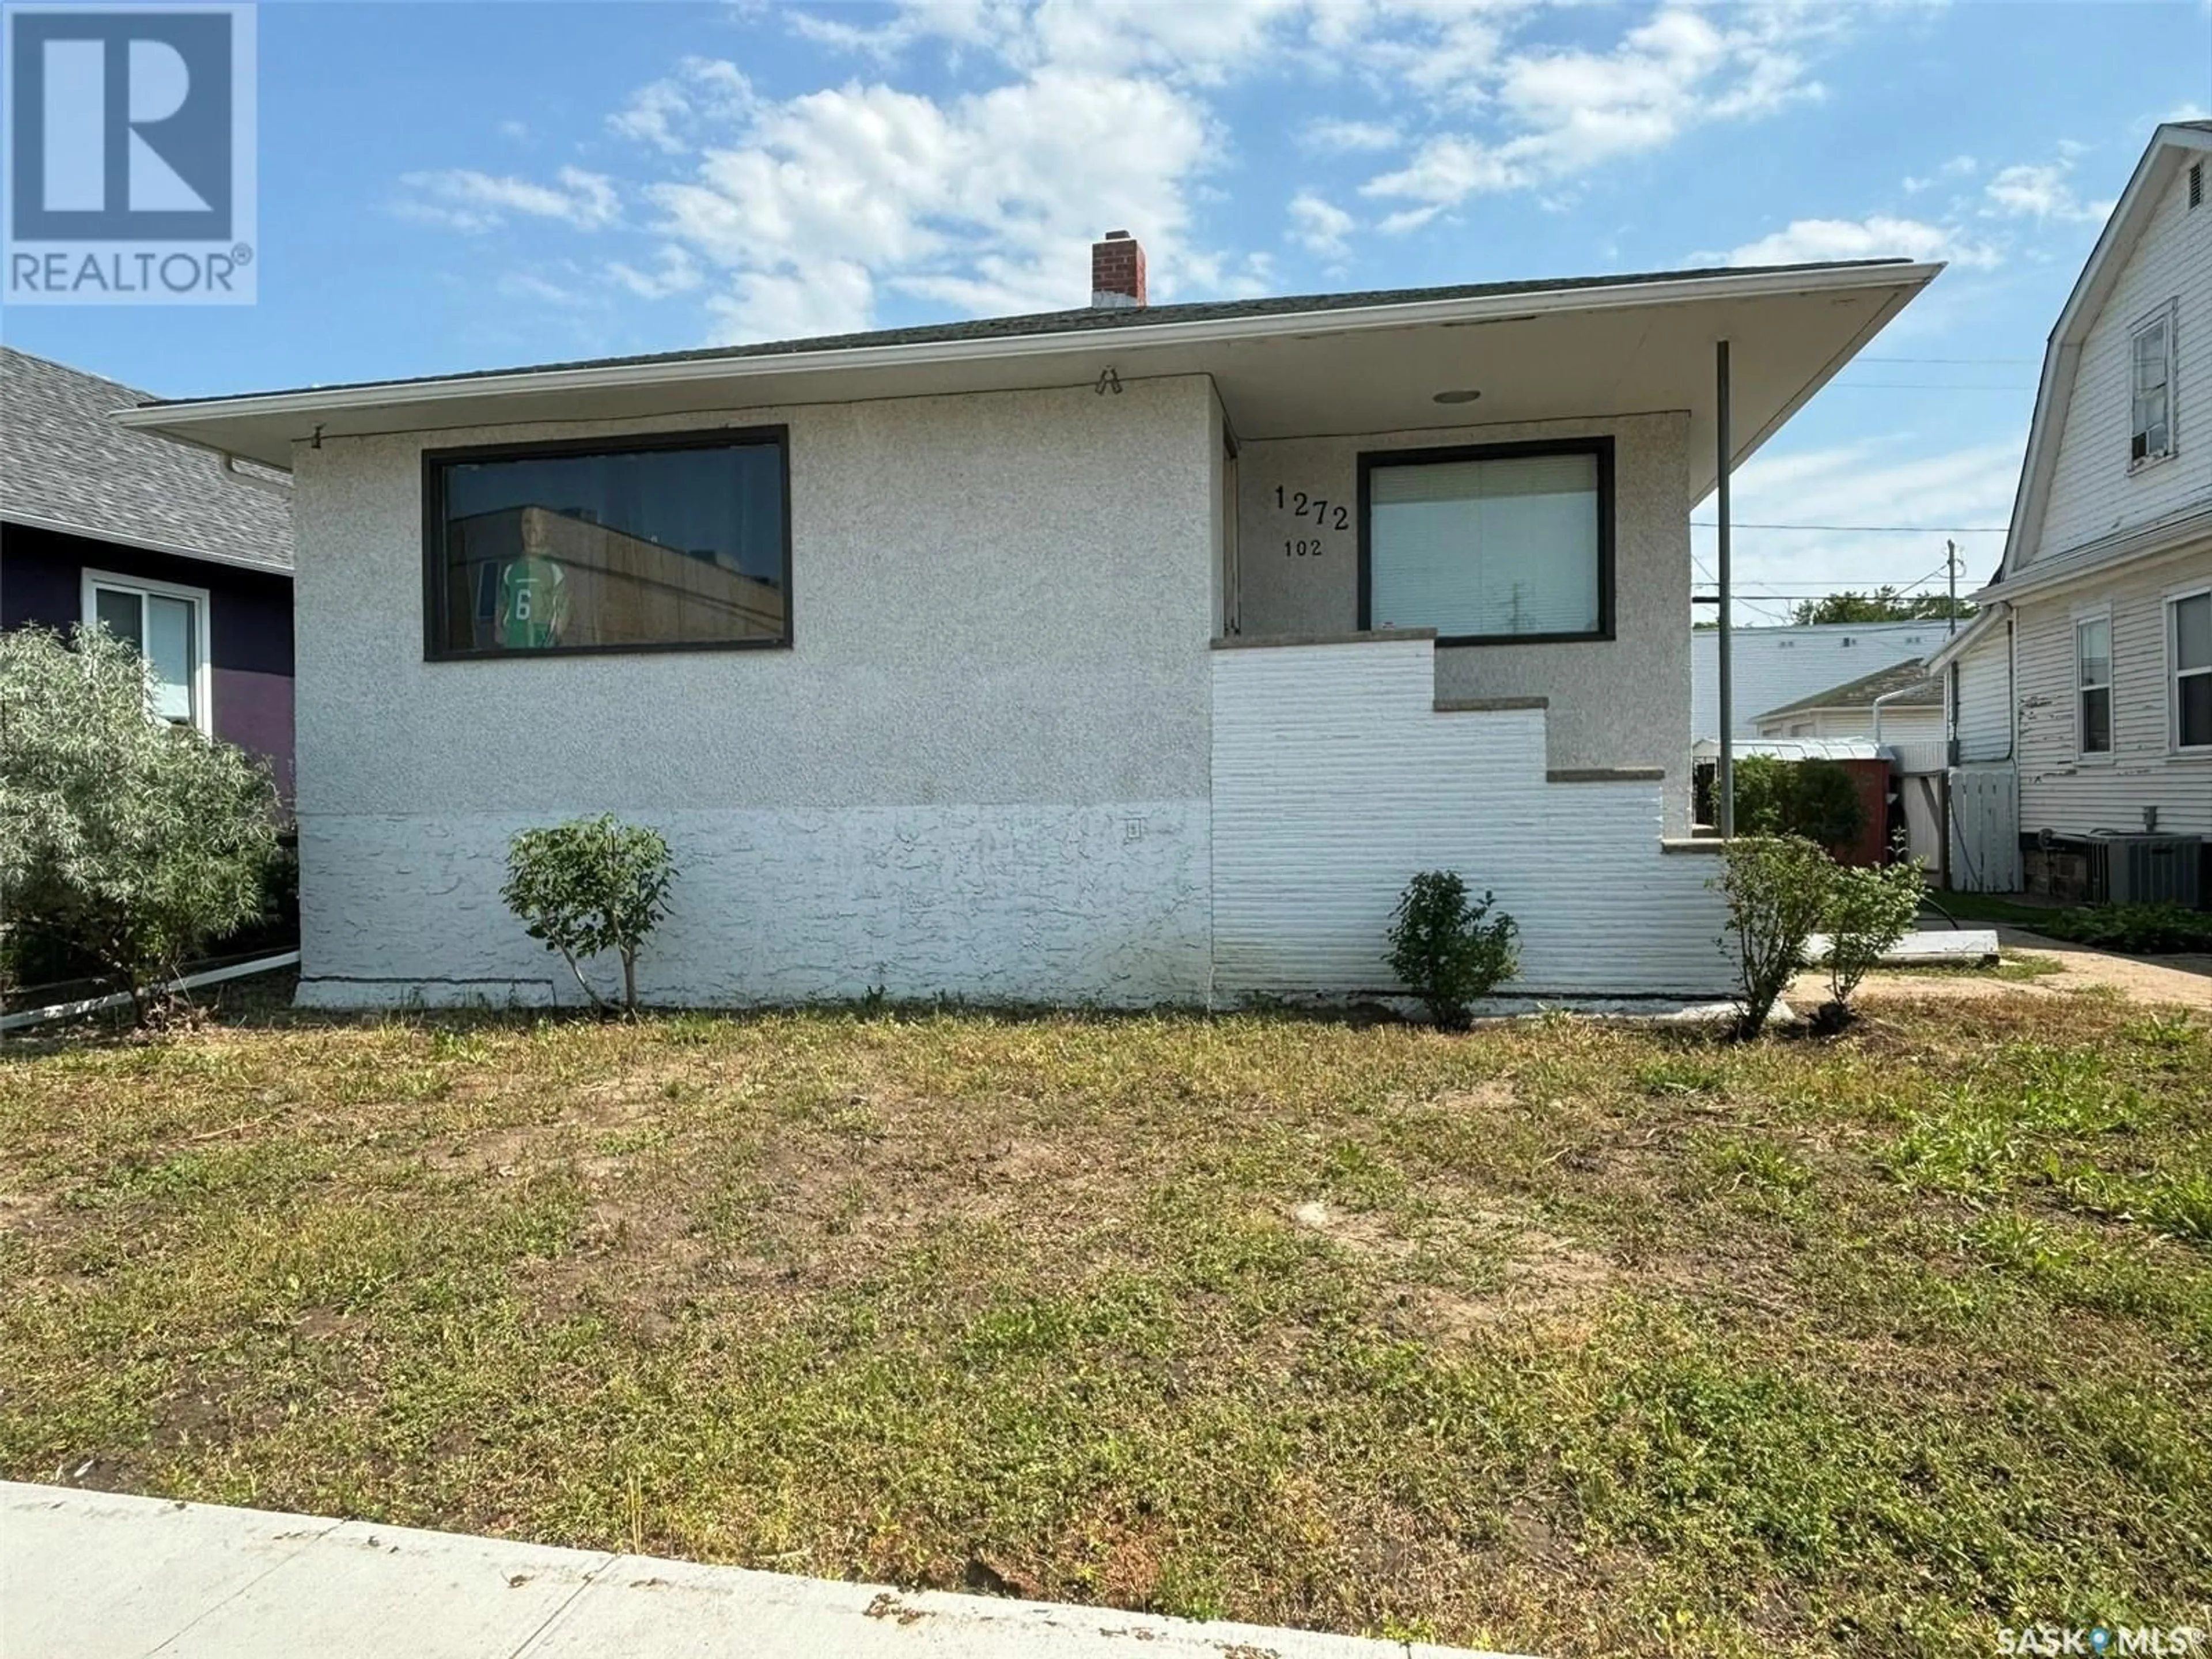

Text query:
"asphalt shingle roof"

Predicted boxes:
[[137, 258, 1909, 407], [1759, 658, 1942, 721], [2, 346, 293, 573]]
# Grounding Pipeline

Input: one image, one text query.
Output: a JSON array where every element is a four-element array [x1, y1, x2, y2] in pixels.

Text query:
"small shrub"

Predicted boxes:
[[1712, 835, 1832, 1040], [1732, 754, 1866, 852], [1385, 870, 1518, 1031], [501, 815, 675, 1016], [2038, 902, 2212, 956], [0, 625, 280, 1022], [1821, 858, 1927, 1024]]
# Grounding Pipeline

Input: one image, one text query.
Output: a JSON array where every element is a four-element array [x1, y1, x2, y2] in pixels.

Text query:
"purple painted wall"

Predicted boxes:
[[2, 522, 294, 798]]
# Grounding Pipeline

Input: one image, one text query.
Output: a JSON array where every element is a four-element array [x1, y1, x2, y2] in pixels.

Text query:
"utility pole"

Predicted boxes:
[[1946, 538, 1959, 637]]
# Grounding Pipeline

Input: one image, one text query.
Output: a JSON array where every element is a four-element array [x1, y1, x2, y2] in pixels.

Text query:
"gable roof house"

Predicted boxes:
[[2, 347, 297, 798], [1927, 123, 2212, 902], [118, 238, 1937, 1008], [1753, 659, 1945, 746]]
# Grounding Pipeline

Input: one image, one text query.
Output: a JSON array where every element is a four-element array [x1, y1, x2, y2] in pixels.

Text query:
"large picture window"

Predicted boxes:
[[1359, 438, 1612, 645], [423, 427, 791, 659]]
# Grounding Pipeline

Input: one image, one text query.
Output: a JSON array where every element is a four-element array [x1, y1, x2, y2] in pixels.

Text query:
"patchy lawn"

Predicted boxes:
[[1, 990, 2207, 1657]]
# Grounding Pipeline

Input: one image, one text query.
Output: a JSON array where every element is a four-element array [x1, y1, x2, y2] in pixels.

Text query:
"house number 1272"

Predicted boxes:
[[1275, 485, 1350, 531]]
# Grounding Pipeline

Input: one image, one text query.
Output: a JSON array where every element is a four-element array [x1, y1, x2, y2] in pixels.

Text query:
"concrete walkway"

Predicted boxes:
[[1, 1483, 1516, 1659]]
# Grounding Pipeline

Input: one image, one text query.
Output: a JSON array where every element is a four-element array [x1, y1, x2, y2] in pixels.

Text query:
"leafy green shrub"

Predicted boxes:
[[1731, 755, 1866, 851], [501, 815, 675, 1016], [1711, 836, 1832, 1040], [1821, 859, 1927, 1023], [1385, 870, 1518, 1031], [0, 626, 281, 1023], [2037, 903, 2212, 955]]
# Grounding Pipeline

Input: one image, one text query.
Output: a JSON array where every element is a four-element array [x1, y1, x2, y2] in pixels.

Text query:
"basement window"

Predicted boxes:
[[422, 427, 791, 660], [2128, 307, 2175, 467], [1359, 438, 1613, 645], [2076, 614, 2113, 757]]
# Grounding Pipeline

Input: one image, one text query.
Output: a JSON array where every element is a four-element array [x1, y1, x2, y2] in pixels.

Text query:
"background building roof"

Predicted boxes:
[[2, 347, 293, 575]]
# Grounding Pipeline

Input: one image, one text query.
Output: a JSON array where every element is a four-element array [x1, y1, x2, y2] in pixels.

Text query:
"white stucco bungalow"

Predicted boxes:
[[121, 238, 1938, 1007]]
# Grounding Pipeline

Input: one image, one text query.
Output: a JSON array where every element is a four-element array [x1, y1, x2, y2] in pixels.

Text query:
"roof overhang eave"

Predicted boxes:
[[113, 260, 1942, 471]]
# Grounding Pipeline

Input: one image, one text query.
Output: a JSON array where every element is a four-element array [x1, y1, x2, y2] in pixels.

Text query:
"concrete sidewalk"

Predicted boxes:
[[1, 1482, 1518, 1659]]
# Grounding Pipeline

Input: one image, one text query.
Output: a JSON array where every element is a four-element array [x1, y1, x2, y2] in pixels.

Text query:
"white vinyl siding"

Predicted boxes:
[[2011, 550, 2212, 838], [1367, 449, 1603, 640], [1952, 624, 2013, 763], [2031, 160, 2212, 562]]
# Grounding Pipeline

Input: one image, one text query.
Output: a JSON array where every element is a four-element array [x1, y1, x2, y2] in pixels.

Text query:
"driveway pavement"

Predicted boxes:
[[1, 1482, 1517, 1659]]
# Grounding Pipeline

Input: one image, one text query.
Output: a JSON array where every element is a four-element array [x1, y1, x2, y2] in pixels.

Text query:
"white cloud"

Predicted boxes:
[[705, 261, 877, 343], [1717, 214, 2001, 271], [1982, 157, 2109, 224], [645, 66, 1228, 335], [1694, 437, 2025, 619], [1300, 117, 1401, 154], [1288, 192, 1355, 257], [609, 58, 756, 154], [396, 166, 620, 232], [1903, 153, 1976, 193], [1361, 3, 1837, 211], [607, 244, 704, 301]]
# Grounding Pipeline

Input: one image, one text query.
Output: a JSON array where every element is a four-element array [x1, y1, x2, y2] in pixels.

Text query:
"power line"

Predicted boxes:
[[1819, 381, 2036, 392], [1855, 355, 2037, 365], [1690, 521, 2006, 533]]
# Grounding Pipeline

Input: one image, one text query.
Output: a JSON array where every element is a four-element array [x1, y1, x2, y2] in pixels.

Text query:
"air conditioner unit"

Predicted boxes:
[[2085, 833, 2203, 907]]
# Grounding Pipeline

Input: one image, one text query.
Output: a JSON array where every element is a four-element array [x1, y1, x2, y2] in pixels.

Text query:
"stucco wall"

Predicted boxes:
[[1233, 412, 1695, 828], [1211, 636, 1733, 999], [290, 376, 1220, 1006]]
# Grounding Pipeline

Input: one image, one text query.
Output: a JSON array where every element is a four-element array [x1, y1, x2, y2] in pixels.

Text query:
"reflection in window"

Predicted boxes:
[[426, 431, 790, 657], [88, 579, 201, 728]]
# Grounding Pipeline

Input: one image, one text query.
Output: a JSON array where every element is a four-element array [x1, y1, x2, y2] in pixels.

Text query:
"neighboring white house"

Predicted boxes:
[[1752, 659, 1944, 745], [120, 238, 1938, 1007], [1691, 620, 1946, 742], [1929, 122, 2212, 901]]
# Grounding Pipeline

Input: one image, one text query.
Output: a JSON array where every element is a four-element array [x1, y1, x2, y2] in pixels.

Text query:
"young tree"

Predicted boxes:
[[1821, 859, 1927, 1026], [1711, 836, 1832, 1040], [1, 626, 280, 1023], [501, 816, 675, 1016]]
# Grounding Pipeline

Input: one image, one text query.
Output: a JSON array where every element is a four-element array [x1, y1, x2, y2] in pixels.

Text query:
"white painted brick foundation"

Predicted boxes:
[[296, 804, 1212, 1009], [1210, 637, 1734, 998]]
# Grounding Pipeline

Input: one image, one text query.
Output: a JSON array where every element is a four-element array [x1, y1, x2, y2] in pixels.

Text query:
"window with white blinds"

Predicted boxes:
[[1363, 442, 1609, 642]]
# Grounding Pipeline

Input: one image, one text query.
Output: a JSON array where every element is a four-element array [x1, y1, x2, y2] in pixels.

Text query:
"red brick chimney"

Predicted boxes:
[[1090, 230, 1146, 309]]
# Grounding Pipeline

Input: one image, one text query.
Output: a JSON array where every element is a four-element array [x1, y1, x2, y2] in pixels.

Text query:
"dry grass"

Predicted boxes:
[[1, 983, 2207, 1657]]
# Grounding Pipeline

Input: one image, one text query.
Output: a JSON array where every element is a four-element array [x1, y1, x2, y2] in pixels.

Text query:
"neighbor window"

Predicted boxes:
[[2130, 308, 2175, 465], [82, 570, 209, 732], [2076, 615, 2113, 756], [1360, 439, 1612, 643], [423, 427, 791, 658], [2172, 589, 2211, 750]]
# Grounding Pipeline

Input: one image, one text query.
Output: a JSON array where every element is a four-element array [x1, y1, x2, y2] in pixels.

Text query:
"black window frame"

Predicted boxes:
[[420, 423, 794, 662], [1357, 435, 1616, 647]]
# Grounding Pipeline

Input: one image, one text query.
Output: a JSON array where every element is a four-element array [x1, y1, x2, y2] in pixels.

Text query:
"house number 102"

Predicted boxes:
[[1276, 484, 1347, 558]]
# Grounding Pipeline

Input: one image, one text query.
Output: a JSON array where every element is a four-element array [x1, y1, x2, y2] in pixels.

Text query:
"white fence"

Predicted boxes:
[[1948, 765, 2022, 893]]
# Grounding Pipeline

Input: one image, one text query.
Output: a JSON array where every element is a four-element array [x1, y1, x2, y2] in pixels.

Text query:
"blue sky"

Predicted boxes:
[[6, 0, 2210, 615]]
